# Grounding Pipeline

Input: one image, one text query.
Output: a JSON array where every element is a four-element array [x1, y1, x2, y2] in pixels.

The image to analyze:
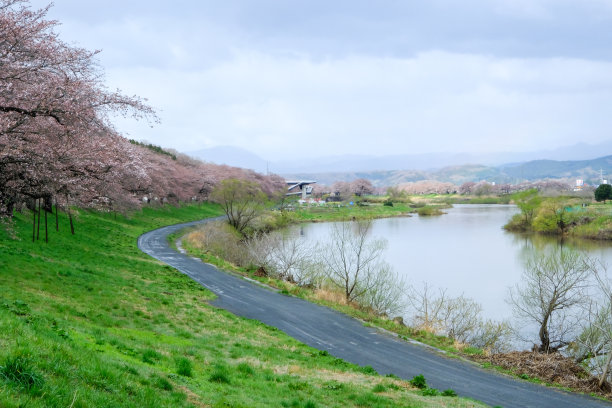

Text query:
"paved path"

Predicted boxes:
[[138, 218, 612, 408]]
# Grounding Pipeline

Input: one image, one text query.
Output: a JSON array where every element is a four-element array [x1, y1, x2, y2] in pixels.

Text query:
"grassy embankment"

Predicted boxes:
[[0, 204, 485, 408]]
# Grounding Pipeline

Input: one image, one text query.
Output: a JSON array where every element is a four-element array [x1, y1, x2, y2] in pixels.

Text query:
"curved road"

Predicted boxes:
[[138, 218, 611, 408]]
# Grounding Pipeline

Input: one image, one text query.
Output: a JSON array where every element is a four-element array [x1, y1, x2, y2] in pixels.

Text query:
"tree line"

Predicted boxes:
[[1, 1, 285, 239]]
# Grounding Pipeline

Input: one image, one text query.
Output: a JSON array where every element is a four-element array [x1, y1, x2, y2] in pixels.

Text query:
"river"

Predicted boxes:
[[289, 204, 612, 325]]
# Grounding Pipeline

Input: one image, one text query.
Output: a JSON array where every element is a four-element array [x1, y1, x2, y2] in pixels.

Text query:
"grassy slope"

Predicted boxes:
[[0, 204, 485, 408]]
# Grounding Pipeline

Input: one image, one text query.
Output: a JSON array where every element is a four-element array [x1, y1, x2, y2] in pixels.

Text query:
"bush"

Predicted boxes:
[[186, 221, 247, 266], [422, 387, 440, 396], [360, 365, 377, 375], [442, 389, 457, 397], [383, 200, 393, 207], [409, 374, 427, 389], [416, 206, 443, 216]]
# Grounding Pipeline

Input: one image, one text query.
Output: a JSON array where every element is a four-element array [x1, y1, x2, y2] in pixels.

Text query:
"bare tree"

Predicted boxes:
[[360, 263, 406, 316], [468, 319, 513, 354], [321, 220, 387, 303], [508, 249, 595, 353], [406, 283, 449, 333], [406, 283, 484, 343], [572, 262, 612, 389], [440, 295, 483, 343], [246, 231, 321, 286]]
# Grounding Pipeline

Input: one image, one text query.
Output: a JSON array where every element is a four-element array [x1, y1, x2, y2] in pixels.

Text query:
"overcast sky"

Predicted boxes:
[[30, 0, 612, 160]]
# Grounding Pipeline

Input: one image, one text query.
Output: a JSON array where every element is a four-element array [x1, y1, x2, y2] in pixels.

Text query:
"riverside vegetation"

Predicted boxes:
[[182, 183, 612, 400], [504, 189, 612, 240], [0, 203, 486, 408]]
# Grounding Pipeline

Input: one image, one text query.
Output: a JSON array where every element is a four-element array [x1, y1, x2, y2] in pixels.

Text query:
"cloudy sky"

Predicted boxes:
[[30, 0, 612, 160]]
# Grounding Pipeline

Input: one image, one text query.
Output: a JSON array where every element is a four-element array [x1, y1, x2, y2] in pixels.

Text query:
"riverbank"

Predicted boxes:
[[504, 195, 612, 240], [179, 203, 612, 401], [0, 204, 483, 408]]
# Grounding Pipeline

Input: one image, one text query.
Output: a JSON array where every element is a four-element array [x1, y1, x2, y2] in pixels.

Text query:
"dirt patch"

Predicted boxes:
[[473, 351, 610, 397]]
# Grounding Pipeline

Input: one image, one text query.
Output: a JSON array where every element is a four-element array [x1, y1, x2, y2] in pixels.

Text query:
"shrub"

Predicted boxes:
[[409, 374, 427, 389], [186, 221, 247, 266], [383, 200, 393, 207], [421, 387, 440, 396], [360, 365, 377, 375], [442, 389, 457, 397], [416, 206, 443, 216]]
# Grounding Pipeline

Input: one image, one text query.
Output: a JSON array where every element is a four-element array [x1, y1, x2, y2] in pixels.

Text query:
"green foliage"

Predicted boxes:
[[510, 189, 541, 230], [154, 376, 174, 391], [421, 387, 440, 396], [383, 200, 394, 207], [409, 374, 427, 389], [128, 139, 177, 160], [416, 206, 444, 216], [0, 355, 44, 391], [360, 365, 377, 375], [442, 389, 458, 397], [175, 357, 193, 377], [372, 383, 386, 393], [208, 364, 230, 384], [211, 178, 268, 236], [594, 184, 612, 203]]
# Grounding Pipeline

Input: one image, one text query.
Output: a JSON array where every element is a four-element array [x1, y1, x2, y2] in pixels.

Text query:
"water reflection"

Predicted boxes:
[[290, 204, 612, 325]]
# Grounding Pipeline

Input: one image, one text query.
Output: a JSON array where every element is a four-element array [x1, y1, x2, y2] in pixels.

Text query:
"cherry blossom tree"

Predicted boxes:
[[1, 0, 155, 224], [351, 178, 374, 197]]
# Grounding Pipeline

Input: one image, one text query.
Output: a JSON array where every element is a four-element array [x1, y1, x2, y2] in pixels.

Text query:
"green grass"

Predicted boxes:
[[0, 204, 486, 408], [289, 202, 413, 222]]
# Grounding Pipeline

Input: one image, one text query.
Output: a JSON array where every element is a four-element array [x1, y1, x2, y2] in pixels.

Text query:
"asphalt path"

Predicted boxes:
[[138, 217, 612, 408]]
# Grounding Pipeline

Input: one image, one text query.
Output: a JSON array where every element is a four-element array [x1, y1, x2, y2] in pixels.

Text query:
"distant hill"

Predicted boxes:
[[285, 155, 612, 187], [189, 146, 268, 173], [188, 141, 612, 175]]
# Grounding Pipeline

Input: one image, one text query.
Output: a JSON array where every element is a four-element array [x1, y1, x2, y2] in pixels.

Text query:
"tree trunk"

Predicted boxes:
[[539, 315, 551, 353], [599, 348, 612, 389], [68, 209, 74, 235], [44, 206, 48, 243], [66, 194, 75, 235], [32, 207, 36, 242], [36, 198, 41, 240]]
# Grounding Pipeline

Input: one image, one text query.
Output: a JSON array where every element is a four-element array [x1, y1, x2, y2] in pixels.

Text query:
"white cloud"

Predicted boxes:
[[106, 50, 612, 159]]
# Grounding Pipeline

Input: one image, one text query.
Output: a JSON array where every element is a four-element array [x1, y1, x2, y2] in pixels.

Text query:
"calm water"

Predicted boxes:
[[290, 204, 612, 322]]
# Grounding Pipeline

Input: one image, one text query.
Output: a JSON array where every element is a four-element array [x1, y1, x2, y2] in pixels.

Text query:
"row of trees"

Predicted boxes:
[[1, 0, 156, 222], [1, 1, 286, 236]]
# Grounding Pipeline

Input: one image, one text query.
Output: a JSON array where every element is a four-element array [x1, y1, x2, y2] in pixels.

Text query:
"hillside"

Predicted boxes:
[[0, 204, 484, 408], [286, 155, 612, 187]]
